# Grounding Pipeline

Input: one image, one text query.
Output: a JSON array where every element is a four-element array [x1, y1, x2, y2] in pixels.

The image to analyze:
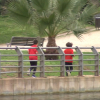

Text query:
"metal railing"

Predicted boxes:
[[0, 46, 100, 78]]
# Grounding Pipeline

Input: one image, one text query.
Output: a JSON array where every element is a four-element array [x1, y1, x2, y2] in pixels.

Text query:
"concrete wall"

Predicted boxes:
[[0, 76, 100, 95]]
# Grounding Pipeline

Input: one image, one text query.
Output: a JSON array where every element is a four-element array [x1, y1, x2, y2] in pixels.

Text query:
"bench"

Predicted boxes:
[[7, 36, 45, 47]]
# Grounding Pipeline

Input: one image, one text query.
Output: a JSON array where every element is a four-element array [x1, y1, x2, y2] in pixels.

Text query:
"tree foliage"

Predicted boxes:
[[8, 0, 100, 39], [7, 0, 100, 59], [0, 0, 11, 15]]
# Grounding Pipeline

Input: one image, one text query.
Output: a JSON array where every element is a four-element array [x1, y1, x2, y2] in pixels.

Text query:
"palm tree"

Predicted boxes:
[[8, 0, 100, 59]]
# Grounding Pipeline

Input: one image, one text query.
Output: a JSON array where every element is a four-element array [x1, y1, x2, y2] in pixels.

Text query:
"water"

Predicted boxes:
[[0, 92, 100, 100]]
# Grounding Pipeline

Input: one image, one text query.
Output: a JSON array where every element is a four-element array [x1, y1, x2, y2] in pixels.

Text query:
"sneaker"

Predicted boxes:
[[67, 72, 71, 76], [27, 69, 30, 76], [32, 75, 36, 78], [66, 72, 68, 76]]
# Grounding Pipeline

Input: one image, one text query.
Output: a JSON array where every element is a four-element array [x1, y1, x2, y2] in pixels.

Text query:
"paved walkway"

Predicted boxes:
[[43, 29, 100, 52], [0, 28, 100, 51]]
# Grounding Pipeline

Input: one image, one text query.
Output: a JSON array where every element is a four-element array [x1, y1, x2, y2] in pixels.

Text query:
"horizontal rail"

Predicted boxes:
[[83, 59, 97, 61], [0, 60, 21, 62], [0, 46, 100, 49], [23, 54, 42, 56], [83, 64, 96, 66], [44, 60, 62, 61], [1, 71, 19, 74], [83, 70, 96, 72], [23, 66, 42, 68], [83, 54, 97, 56], [0, 54, 20, 56], [24, 71, 42, 73], [65, 65, 80, 67], [23, 60, 41, 62], [45, 71, 62, 73], [0, 66, 20, 68], [65, 70, 80, 72]]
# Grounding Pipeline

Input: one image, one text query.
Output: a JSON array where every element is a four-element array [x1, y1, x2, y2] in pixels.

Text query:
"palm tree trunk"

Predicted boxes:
[[44, 36, 59, 60], [46, 37, 57, 47]]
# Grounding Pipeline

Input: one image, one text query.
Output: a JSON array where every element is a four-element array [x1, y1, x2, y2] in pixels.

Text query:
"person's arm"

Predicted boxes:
[[71, 49, 74, 57], [36, 51, 38, 54], [35, 48, 38, 54], [64, 49, 66, 54], [28, 49, 29, 54]]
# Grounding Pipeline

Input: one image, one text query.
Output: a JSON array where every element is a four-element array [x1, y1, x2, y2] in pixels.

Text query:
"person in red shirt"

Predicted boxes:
[[64, 42, 74, 76], [27, 40, 38, 78]]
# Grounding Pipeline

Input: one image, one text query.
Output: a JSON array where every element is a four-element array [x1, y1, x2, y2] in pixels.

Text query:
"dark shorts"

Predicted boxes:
[[30, 61, 37, 75], [30, 61, 37, 66], [65, 62, 73, 71]]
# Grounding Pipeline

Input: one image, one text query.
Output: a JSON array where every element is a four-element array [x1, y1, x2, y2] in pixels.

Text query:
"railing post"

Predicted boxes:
[[0, 53, 1, 78], [57, 47, 65, 77], [15, 47, 23, 78], [38, 47, 45, 77], [75, 46, 83, 76], [91, 46, 99, 76]]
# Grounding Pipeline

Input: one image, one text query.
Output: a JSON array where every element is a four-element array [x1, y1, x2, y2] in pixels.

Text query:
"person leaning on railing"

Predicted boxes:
[[64, 42, 74, 76], [27, 40, 38, 78]]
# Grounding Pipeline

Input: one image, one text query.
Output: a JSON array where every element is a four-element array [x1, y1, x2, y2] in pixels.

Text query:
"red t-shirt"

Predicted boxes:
[[64, 49, 73, 63], [28, 45, 38, 60]]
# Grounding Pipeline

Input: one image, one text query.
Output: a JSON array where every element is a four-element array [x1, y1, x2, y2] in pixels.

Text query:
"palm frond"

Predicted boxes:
[[8, 0, 32, 26], [71, 21, 87, 39], [72, 0, 87, 13], [57, 0, 77, 15], [31, 0, 49, 12], [79, 5, 100, 24]]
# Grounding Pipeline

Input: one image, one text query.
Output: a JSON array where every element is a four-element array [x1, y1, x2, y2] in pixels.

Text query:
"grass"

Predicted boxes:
[[0, 50, 99, 78], [0, 16, 39, 44]]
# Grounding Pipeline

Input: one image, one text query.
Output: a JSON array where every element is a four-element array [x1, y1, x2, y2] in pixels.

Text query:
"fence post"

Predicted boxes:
[[0, 53, 1, 78], [57, 47, 65, 77], [38, 46, 45, 77], [91, 46, 99, 76], [75, 46, 83, 76], [15, 47, 23, 78]]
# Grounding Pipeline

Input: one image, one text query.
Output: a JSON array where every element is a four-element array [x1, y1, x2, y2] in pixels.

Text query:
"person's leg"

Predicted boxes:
[[69, 63, 73, 73], [31, 61, 37, 76], [30, 61, 34, 71], [65, 62, 69, 76], [27, 61, 34, 75]]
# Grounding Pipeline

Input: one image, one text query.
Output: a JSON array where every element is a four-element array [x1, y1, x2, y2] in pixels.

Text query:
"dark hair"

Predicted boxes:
[[66, 42, 73, 47], [33, 40, 38, 44]]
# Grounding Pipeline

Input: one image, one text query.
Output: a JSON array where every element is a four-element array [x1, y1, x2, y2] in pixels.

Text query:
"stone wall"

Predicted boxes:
[[0, 76, 100, 95]]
